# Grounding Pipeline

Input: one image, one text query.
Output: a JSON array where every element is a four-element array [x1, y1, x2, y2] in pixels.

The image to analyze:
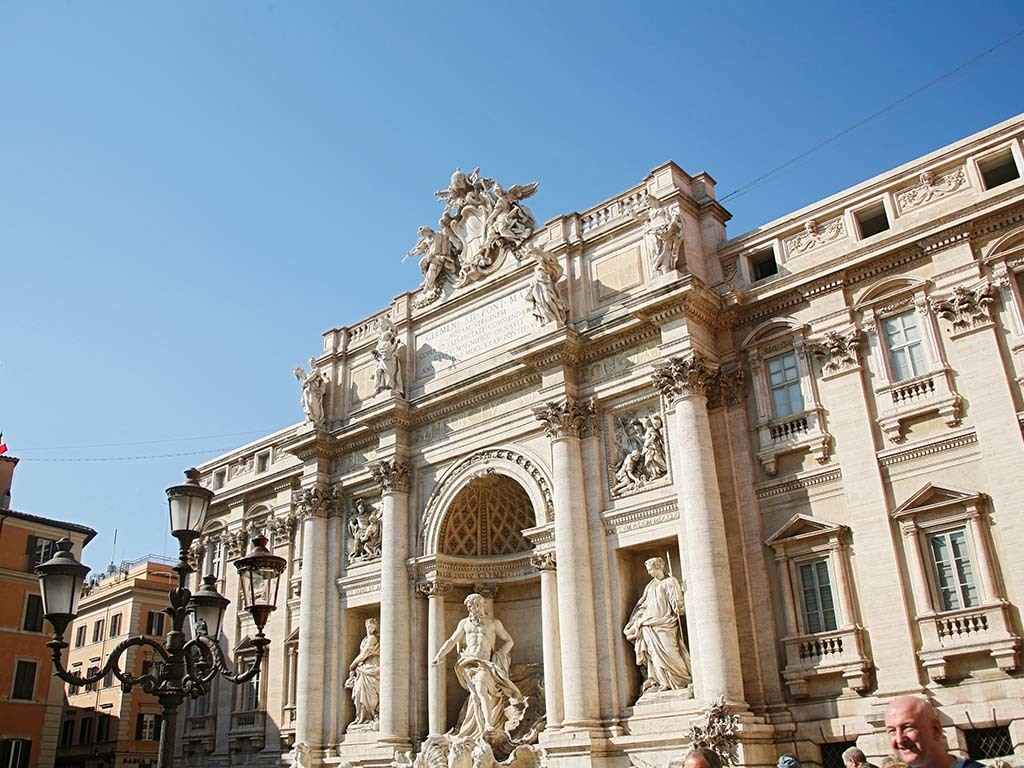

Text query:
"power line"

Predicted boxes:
[[719, 29, 1024, 205], [15, 430, 273, 452], [20, 448, 237, 463]]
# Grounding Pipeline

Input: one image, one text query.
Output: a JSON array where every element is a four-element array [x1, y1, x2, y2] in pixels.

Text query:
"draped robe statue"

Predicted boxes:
[[624, 557, 692, 694], [345, 618, 381, 728]]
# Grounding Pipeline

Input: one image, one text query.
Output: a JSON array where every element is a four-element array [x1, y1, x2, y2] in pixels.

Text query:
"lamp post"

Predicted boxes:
[[35, 468, 286, 768]]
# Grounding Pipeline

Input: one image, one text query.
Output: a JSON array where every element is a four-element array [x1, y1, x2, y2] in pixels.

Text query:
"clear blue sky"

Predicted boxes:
[[3, 1, 1023, 572]]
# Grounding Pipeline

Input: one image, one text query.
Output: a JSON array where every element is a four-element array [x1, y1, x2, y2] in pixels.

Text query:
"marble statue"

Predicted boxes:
[[410, 169, 539, 305], [348, 498, 382, 562], [431, 593, 527, 739], [522, 243, 567, 325], [293, 358, 328, 423], [611, 413, 668, 494], [624, 557, 692, 695], [345, 617, 380, 729], [631, 193, 685, 275], [372, 319, 404, 397]]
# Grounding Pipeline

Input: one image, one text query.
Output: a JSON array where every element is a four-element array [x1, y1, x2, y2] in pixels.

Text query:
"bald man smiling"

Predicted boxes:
[[883, 697, 984, 768]]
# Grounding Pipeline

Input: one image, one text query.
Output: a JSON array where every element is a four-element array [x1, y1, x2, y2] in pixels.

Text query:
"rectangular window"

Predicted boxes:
[[237, 663, 259, 711], [109, 613, 122, 637], [799, 559, 838, 634], [929, 528, 980, 611], [92, 618, 105, 643], [146, 611, 166, 636], [0, 739, 31, 768], [68, 682, 80, 696], [855, 203, 890, 238], [85, 665, 99, 692], [75, 625, 87, 648], [22, 594, 44, 632], [750, 248, 779, 281], [213, 470, 227, 490], [79, 717, 93, 745], [61, 720, 74, 746], [883, 310, 928, 381], [257, 451, 270, 473], [208, 541, 222, 581], [979, 150, 1020, 190], [96, 714, 111, 743], [11, 660, 37, 700], [26, 535, 57, 570], [765, 351, 805, 418], [193, 692, 210, 717], [965, 726, 1013, 760], [103, 669, 114, 688], [138, 713, 160, 741]]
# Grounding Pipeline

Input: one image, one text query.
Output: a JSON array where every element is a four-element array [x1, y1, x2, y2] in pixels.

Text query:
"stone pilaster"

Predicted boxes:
[[531, 551, 564, 727], [533, 397, 601, 726], [371, 458, 412, 744], [294, 485, 338, 760], [417, 579, 452, 736], [652, 355, 746, 706]]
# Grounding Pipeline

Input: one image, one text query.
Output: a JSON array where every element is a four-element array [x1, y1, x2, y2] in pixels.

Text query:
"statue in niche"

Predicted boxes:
[[611, 412, 668, 495], [630, 193, 685, 275], [371, 318, 404, 397], [345, 617, 380, 729], [348, 499, 382, 562], [521, 243, 567, 325], [431, 593, 527, 740], [624, 557, 691, 696], [293, 358, 329, 424]]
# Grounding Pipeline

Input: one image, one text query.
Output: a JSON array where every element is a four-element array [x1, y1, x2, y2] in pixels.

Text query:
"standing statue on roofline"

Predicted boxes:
[[294, 357, 329, 424]]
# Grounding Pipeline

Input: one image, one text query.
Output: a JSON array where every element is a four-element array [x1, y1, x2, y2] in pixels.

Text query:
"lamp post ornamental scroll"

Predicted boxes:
[[34, 468, 286, 768]]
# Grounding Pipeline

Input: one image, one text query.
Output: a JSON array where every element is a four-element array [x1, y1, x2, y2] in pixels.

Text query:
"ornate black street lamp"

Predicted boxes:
[[35, 468, 286, 768]]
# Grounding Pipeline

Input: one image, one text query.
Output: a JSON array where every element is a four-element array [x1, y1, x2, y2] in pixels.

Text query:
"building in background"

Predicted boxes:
[[55, 555, 178, 768], [178, 114, 1024, 768], [0, 454, 96, 768]]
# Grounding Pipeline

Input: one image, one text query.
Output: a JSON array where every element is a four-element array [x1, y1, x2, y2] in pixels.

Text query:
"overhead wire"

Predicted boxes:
[[719, 29, 1024, 205]]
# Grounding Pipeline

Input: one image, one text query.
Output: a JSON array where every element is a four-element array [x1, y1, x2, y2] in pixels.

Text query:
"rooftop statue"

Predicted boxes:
[[410, 168, 539, 306], [630, 192, 685, 276], [293, 357, 329, 424]]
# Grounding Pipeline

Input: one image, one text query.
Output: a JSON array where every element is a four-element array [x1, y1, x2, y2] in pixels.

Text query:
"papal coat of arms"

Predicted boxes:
[[405, 168, 539, 307]]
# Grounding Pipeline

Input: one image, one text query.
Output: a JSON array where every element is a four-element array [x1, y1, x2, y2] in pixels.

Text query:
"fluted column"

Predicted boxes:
[[531, 552, 563, 727], [534, 398, 600, 726], [371, 458, 412, 743], [652, 355, 745, 705], [294, 485, 337, 757], [417, 579, 451, 736]]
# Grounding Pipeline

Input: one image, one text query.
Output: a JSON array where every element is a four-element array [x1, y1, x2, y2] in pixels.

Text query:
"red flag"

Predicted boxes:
[[0, 432, 7, 455]]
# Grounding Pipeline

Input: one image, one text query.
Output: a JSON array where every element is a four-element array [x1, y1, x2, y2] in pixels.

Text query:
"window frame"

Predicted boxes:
[[10, 659, 38, 701], [0, 738, 31, 768], [92, 618, 105, 643], [74, 625, 87, 648], [797, 556, 840, 635], [926, 526, 981, 613], [109, 612, 122, 638], [22, 593, 44, 633]]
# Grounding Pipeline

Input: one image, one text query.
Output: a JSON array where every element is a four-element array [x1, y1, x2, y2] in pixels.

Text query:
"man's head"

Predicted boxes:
[[680, 748, 722, 768], [884, 696, 948, 768], [843, 747, 868, 768], [465, 593, 486, 619], [365, 617, 378, 634]]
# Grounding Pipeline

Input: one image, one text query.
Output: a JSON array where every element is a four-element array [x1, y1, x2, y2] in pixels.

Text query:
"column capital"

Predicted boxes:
[[706, 366, 744, 410], [294, 484, 339, 519], [531, 551, 557, 571], [369, 458, 410, 494], [533, 397, 595, 440], [810, 327, 864, 374], [416, 579, 452, 598], [652, 354, 719, 406]]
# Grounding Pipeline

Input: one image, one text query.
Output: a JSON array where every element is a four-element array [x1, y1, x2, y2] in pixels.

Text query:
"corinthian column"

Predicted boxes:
[[530, 551, 563, 727], [652, 355, 745, 705], [533, 398, 600, 726], [294, 485, 337, 759], [370, 458, 412, 743], [416, 579, 451, 736]]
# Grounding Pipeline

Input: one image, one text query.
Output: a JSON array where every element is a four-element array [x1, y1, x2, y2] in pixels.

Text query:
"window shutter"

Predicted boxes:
[[154, 715, 164, 742], [18, 741, 31, 768], [1, 740, 13, 768], [135, 714, 144, 741], [25, 535, 38, 568]]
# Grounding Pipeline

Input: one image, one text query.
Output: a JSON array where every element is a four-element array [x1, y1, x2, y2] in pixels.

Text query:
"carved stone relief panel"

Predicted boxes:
[[589, 244, 644, 308], [605, 398, 671, 499]]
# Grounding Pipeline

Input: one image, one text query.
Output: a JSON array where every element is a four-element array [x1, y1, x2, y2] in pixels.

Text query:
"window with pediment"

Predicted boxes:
[[891, 483, 1020, 683], [438, 474, 534, 557], [766, 514, 871, 697], [987, 227, 1024, 393], [744, 319, 830, 476], [855, 277, 961, 442]]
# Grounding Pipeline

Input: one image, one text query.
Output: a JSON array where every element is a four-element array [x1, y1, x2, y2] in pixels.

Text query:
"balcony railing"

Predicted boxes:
[[875, 368, 961, 442], [231, 709, 264, 734], [781, 625, 872, 698], [917, 601, 1021, 682]]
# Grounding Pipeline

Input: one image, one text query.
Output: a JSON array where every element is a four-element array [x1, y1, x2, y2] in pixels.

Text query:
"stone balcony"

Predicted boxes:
[[755, 407, 831, 476], [228, 709, 265, 751], [183, 715, 215, 754], [875, 367, 961, 442], [781, 625, 872, 698], [917, 601, 1021, 683]]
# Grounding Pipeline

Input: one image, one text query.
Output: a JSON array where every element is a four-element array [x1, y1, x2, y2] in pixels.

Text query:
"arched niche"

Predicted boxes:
[[438, 474, 534, 557]]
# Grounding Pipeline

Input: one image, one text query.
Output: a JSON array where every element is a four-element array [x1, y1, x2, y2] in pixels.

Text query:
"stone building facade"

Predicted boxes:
[[178, 114, 1024, 768]]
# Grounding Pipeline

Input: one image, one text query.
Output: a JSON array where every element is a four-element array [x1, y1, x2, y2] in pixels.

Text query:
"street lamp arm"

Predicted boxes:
[[183, 633, 269, 687], [46, 634, 169, 691]]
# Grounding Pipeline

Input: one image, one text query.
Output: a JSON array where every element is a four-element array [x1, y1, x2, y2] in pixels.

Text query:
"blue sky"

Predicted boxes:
[[2, 1, 1023, 572]]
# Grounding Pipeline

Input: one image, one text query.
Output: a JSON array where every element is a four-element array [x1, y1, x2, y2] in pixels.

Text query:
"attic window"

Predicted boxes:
[[750, 248, 779, 281], [979, 150, 1020, 190], [213, 470, 227, 490], [855, 204, 890, 238]]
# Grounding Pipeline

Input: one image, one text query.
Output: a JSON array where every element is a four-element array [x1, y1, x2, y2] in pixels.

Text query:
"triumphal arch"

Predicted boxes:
[[182, 116, 1024, 768]]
